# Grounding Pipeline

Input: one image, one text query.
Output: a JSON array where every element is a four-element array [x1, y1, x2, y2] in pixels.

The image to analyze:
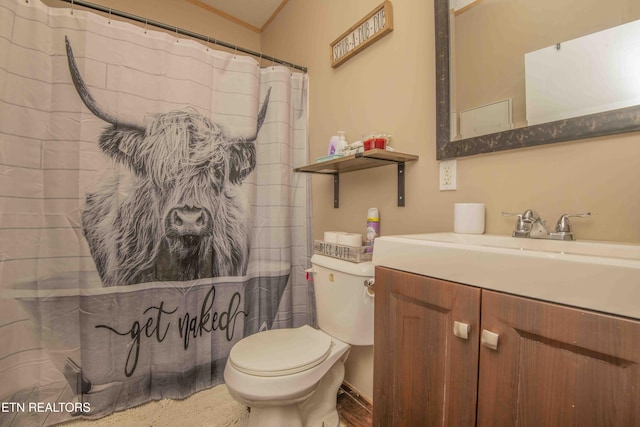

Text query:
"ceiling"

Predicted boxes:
[[187, 0, 288, 32]]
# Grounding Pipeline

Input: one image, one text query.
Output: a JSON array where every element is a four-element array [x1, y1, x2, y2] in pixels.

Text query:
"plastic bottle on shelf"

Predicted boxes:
[[328, 131, 347, 155], [365, 208, 380, 253]]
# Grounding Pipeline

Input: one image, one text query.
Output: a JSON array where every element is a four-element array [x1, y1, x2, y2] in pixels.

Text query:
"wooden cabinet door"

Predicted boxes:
[[478, 290, 640, 427], [373, 267, 481, 427]]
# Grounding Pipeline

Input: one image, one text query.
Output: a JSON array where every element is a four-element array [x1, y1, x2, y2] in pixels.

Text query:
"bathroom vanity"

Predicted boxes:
[[371, 233, 640, 427]]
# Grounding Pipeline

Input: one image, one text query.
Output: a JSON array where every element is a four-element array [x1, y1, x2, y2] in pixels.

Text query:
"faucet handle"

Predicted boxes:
[[521, 209, 541, 222], [555, 212, 591, 233]]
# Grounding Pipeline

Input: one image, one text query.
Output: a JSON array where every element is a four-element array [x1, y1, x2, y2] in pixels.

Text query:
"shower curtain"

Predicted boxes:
[[0, 1, 311, 425]]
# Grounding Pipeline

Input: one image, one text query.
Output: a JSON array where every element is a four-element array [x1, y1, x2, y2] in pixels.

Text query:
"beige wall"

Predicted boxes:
[[262, 0, 640, 244], [262, 0, 640, 400]]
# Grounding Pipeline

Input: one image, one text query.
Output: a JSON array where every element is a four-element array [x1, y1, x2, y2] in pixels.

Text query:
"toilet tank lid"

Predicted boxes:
[[311, 254, 374, 276]]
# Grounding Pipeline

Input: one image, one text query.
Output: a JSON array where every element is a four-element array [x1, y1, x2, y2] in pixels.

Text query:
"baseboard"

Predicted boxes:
[[340, 381, 373, 411]]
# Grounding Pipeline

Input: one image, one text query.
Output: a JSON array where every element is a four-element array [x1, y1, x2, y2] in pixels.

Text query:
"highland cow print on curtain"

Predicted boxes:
[[0, 0, 311, 425]]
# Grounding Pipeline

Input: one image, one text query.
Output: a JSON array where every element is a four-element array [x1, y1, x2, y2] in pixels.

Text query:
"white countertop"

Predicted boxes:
[[372, 233, 640, 320]]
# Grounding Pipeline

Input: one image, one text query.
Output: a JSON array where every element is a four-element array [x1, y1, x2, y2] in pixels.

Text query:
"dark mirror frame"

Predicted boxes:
[[434, 0, 640, 160]]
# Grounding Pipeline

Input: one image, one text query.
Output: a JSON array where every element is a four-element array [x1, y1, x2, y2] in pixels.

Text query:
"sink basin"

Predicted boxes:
[[391, 233, 640, 260], [372, 233, 640, 320]]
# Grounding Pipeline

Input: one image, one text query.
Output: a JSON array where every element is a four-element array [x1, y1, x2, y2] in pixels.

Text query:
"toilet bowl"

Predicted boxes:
[[224, 326, 350, 427], [223, 254, 374, 427]]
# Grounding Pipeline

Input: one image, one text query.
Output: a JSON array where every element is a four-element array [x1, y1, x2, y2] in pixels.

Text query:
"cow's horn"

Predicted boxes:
[[65, 36, 144, 131], [247, 86, 272, 142]]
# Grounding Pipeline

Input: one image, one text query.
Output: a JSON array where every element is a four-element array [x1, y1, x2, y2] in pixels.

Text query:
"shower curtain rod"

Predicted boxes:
[[56, 0, 308, 73]]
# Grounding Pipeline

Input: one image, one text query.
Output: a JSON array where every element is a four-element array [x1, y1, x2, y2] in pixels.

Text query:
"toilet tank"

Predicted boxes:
[[310, 254, 374, 346]]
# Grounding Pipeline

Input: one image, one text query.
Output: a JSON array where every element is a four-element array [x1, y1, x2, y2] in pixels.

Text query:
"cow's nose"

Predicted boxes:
[[165, 206, 212, 238]]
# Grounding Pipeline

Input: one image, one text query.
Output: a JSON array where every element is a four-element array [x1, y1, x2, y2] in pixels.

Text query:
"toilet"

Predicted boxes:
[[224, 254, 374, 427]]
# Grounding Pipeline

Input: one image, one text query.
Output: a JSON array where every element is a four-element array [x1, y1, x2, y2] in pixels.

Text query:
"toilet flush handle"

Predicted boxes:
[[364, 278, 375, 297]]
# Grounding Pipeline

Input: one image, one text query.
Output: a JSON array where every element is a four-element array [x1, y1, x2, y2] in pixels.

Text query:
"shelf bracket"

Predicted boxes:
[[334, 174, 339, 208], [398, 162, 405, 207]]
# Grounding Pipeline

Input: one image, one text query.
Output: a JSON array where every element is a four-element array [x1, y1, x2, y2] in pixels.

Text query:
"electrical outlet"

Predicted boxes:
[[439, 159, 457, 191]]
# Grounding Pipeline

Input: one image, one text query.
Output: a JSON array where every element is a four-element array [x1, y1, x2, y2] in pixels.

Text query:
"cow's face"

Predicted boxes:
[[143, 110, 229, 254]]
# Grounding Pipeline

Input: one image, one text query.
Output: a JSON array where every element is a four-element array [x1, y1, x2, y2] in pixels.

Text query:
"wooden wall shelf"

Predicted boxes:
[[294, 149, 419, 208]]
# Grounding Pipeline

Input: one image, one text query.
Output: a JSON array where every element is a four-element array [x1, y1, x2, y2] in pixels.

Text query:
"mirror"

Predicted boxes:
[[435, 0, 640, 160]]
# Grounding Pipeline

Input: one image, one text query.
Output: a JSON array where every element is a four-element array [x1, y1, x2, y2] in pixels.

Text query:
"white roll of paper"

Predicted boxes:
[[337, 232, 363, 247], [454, 203, 485, 234]]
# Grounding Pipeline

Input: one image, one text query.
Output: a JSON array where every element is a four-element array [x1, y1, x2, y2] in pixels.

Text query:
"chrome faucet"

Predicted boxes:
[[502, 210, 591, 241]]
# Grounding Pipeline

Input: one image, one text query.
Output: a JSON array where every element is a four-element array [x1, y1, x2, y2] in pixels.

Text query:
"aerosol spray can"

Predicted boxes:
[[366, 208, 380, 253]]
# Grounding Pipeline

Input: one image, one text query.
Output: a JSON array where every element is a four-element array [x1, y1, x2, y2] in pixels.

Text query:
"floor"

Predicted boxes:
[[3, 381, 371, 427], [337, 384, 372, 427]]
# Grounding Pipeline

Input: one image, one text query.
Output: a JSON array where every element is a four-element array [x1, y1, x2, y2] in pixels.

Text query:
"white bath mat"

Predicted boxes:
[[60, 384, 249, 427]]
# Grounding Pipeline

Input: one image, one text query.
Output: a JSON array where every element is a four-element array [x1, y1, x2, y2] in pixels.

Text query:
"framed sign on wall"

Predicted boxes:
[[330, 1, 393, 68]]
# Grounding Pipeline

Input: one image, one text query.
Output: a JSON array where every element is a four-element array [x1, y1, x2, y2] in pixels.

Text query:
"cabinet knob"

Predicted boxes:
[[453, 321, 471, 340], [481, 329, 500, 350]]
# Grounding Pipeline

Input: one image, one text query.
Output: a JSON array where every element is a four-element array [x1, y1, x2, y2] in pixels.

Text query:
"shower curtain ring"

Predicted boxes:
[[258, 52, 262, 67], [206, 36, 210, 51], [108, 8, 112, 24], [70, 0, 74, 15], [175, 26, 179, 43], [233, 46, 237, 58], [144, 18, 148, 34]]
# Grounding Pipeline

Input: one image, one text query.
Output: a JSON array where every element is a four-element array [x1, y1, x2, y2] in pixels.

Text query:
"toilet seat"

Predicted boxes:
[[229, 325, 332, 377]]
